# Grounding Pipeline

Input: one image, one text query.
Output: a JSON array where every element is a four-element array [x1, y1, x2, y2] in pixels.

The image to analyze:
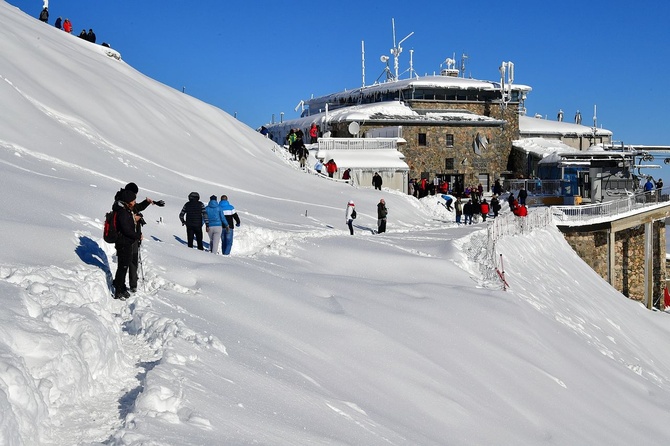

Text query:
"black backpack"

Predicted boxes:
[[103, 210, 119, 243], [351, 209, 357, 219]]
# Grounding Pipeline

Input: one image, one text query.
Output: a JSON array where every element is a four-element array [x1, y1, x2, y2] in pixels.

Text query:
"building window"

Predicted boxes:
[[446, 134, 454, 147], [418, 133, 427, 146], [445, 158, 454, 170]]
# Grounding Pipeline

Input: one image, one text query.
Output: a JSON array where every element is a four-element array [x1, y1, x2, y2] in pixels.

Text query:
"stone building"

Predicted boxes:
[[265, 73, 531, 194]]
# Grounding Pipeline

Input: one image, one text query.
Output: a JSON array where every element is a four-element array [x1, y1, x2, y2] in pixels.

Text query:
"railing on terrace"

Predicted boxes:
[[551, 187, 670, 224], [317, 138, 399, 151]]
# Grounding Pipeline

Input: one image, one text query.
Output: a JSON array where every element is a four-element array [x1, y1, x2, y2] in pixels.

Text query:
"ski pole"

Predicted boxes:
[[138, 248, 146, 291]]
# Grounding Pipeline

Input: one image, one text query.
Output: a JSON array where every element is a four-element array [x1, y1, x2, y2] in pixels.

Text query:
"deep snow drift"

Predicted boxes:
[[2, 2, 670, 445]]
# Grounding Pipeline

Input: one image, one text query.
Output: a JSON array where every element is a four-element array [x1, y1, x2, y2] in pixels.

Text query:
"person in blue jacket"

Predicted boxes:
[[219, 195, 241, 255], [205, 195, 228, 254]]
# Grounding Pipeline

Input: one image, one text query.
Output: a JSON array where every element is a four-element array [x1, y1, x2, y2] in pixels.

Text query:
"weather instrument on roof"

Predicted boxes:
[[348, 121, 360, 137]]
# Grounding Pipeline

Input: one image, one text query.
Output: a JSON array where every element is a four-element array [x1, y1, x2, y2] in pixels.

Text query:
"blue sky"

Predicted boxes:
[[14, 0, 670, 145]]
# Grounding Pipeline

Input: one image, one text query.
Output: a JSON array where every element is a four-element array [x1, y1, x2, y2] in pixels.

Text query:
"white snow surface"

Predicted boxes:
[[2, 2, 670, 445]]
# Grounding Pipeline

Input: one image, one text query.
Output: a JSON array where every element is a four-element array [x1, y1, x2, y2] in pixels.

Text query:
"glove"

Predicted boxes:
[[154, 200, 165, 207], [236, 223, 240, 227]]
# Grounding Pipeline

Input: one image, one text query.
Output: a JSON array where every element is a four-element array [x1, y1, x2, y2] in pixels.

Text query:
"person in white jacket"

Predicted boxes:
[[345, 200, 356, 235]]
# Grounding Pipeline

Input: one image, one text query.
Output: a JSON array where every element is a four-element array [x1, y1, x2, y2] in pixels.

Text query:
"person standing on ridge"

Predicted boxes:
[[54, 17, 62, 29], [179, 192, 209, 250], [112, 189, 141, 300], [39, 7, 49, 23], [219, 195, 241, 255], [62, 18, 72, 33]]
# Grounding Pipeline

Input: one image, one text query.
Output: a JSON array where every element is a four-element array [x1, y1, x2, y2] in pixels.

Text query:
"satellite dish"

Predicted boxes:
[[348, 121, 360, 136]]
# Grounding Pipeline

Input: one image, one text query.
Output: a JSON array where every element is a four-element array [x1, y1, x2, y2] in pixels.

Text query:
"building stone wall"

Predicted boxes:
[[561, 222, 666, 307], [330, 101, 521, 188]]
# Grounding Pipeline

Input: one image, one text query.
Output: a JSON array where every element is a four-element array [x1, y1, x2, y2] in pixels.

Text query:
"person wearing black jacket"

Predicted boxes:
[[179, 192, 209, 250], [112, 190, 141, 300], [114, 182, 164, 292]]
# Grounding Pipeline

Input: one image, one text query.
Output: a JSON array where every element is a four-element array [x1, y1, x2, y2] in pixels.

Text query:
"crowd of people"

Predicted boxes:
[[179, 193, 241, 254], [37, 7, 100, 44]]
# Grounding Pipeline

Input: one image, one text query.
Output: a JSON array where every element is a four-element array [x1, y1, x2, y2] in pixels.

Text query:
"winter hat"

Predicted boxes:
[[210, 195, 217, 201], [120, 189, 136, 204], [188, 192, 200, 201], [348, 200, 354, 205], [125, 182, 139, 194]]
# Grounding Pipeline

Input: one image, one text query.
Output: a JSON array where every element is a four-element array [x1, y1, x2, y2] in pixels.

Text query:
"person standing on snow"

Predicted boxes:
[[345, 200, 356, 235], [463, 199, 474, 225], [112, 190, 141, 300], [54, 17, 62, 29], [309, 123, 319, 144], [454, 196, 463, 224], [325, 159, 338, 178], [39, 7, 49, 23], [114, 182, 164, 292], [62, 18, 72, 33], [377, 199, 388, 234], [205, 195, 228, 254], [372, 172, 383, 190], [219, 195, 241, 255], [314, 159, 324, 175], [179, 192, 209, 250]]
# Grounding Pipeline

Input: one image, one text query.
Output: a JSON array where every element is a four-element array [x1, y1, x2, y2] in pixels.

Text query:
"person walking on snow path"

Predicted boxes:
[[179, 192, 209, 250], [219, 195, 241, 255], [205, 195, 229, 254], [345, 200, 356, 235]]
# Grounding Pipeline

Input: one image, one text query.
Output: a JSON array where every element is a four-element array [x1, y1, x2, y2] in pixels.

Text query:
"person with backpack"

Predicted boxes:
[[39, 7, 49, 23], [205, 195, 228, 254], [491, 195, 501, 218], [114, 182, 163, 292], [345, 200, 356, 235], [179, 192, 209, 250], [219, 195, 241, 255], [54, 17, 62, 29], [112, 189, 141, 300]]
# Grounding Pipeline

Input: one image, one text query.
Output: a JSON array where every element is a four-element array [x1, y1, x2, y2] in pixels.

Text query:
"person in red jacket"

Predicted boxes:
[[309, 123, 318, 144], [63, 18, 72, 33], [325, 159, 337, 178]]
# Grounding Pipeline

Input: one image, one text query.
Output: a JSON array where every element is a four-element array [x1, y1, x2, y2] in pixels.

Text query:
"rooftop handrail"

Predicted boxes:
[[551, 186, 670, 223]]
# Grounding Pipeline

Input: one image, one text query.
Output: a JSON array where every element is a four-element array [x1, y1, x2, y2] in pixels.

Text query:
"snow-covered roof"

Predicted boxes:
[[307, 75, 532, 104], [513, 137, 579, 158], [316, 148, 409, 170], [519, 115, 612, 137]]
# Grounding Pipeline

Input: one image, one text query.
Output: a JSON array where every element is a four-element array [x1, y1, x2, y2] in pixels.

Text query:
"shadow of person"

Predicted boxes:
[[75, 235, 113, 288]]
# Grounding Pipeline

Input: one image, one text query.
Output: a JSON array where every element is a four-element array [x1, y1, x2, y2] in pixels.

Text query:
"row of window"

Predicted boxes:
[[418, 133, 454, 147]]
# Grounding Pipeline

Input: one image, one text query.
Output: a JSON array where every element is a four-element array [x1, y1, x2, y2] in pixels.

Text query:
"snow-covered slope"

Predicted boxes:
[[2, 2, 670, 444]]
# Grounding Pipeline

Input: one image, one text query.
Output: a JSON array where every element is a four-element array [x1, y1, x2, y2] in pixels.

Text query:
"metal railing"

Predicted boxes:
[[317, 138, 399, 151], [551, 187, 670, 224]]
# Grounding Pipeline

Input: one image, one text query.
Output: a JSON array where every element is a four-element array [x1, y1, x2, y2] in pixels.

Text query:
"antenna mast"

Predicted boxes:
[[390, 18, 414, 80], [361, 40, 366, 87]]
